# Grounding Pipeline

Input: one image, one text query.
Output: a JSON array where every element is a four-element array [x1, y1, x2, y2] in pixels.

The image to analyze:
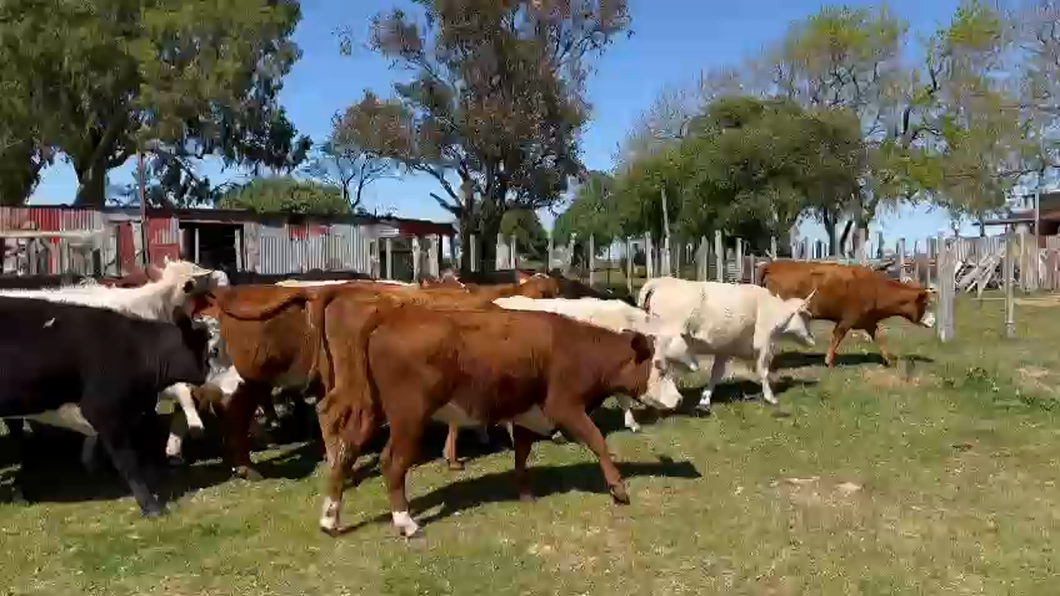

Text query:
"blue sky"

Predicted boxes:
[[29, 0, 989, 246]]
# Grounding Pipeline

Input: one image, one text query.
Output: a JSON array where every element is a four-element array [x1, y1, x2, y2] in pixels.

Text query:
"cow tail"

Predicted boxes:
[[305, 287, 338, 394], [636, 278, 660, 312]]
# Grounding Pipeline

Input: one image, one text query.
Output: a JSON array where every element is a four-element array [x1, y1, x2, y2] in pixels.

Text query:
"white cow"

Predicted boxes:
[[0, 258, 220, 462], [493, 295, 698, 432], [637, 277, 816, 409]]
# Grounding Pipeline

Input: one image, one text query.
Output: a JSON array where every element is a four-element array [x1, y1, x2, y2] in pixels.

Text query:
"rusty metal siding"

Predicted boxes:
[[0, 207, 108, 275]]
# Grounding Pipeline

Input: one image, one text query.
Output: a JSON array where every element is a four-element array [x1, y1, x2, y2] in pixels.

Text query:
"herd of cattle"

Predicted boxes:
[[0, 257, 936, 537]]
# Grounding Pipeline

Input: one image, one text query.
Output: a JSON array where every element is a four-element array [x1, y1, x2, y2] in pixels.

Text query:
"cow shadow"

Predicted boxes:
[[334, 455, 702, 536], [773, 351, 934, 371]]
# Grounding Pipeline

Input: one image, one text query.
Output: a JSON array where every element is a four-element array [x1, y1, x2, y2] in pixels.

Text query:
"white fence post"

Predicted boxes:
[[1005, 231, 1016, 338]]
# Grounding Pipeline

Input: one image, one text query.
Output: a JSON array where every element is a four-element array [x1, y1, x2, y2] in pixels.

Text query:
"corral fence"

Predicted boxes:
[[475, 227, 1060, 343]]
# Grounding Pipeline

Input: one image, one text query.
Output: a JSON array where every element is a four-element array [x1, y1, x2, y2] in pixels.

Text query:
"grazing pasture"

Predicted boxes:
[[1, 293, 1059, 595]]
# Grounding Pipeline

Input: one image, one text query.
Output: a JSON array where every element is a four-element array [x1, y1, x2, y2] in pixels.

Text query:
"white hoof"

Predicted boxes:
[[392, 510, 420, 537], [320, 497, 341, 532]]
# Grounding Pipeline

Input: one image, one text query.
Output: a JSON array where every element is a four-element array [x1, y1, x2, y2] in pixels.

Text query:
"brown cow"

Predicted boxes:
[[313, 297, 671, 538], [758, 261, 936, 367], [194, 276, 563, 479]]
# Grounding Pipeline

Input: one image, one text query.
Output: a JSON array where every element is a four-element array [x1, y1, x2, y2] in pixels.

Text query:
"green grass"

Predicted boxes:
[[4, 293, 1060, 595]]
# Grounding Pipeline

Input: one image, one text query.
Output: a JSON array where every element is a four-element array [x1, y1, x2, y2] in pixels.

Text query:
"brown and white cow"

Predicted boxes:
[[313, 297, 681, 537], [188, 276, 565, 479], [758, 260, 936, 367]]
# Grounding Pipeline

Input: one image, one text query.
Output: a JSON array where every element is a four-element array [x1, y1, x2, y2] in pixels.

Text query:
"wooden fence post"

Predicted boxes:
[[429, 235, 440, 278], [735, 238, 744, 283], [565, 233, 576, 274], [714, 230, 723, 282], [640, 232, 648, 277], [939, 237, 956, 343], [858, 228, 868, 264], [469, 234, 478, 273], [770, 236, 778, 259], [588, 234, 596, 287], [411, 236, 421, 281], [385, 237, 393, 280], [547, 233, 554, 272], [898, 238, 906, 281], [625, 237, 634, 295], [698, 236, 708, 281], [1005, 231, 1016, 338]]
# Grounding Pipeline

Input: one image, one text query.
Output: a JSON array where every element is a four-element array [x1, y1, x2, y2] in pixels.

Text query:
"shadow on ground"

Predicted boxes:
[[773, 351, 934, 370], [333, 455, 702, 536]]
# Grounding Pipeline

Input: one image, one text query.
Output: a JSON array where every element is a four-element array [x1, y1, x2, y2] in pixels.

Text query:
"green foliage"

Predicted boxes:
[[0, 0, 308, 206], [553, 171, 620, 250], [217, 177, 350, 216], [499, 209, 549, 262], [610, 96, 864, 254], [335, 0, 630, 272]]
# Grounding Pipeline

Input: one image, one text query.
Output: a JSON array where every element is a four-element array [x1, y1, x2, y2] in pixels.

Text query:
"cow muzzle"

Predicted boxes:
[[920, 310, 936, 328]]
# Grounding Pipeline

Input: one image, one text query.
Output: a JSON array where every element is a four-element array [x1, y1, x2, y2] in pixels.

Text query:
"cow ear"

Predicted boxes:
[[629, 331, 653, 363]]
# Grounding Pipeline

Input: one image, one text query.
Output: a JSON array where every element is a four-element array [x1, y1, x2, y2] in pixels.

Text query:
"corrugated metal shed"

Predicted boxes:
[[253, 222, 371, 274]]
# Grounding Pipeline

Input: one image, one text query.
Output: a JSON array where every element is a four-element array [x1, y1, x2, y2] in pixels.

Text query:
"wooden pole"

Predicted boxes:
[[588, 234, 596, 287], [469, 234, 478, 273], [714, 230, 723, 282], [699, 236, 708, 281], [644, 232, 653, 279], [735, 238, 744, 283], [939, 237, 955, 343], [625, 237, 634, 295], [898, 238, 906, 281], [770, 236, 778, 259], [411, 236, 421, 281], [547, 233, 554, 273], [385, 238, 393, 280], [510, 234, 518, 282], [1005, 230, 1016, 338], [138, 151, 149, 266]]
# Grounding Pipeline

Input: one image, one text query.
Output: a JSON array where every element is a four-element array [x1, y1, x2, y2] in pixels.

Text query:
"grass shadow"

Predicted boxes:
[[772, 351, 934, 371], [335, 455, 702, 536]]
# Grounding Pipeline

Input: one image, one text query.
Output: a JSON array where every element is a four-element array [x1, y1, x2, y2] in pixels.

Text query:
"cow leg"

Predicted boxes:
[[475, 425, 491, 445], [756, 349, 778, 405], [698, 356, 729, 410], [169, 383, 204, 436], [259, 394, 281, 431], [165, 411, 187, 466], [381, 419, 428, 538], [221, 381, 267, 481], [867, 324, 894, 366], [614, 394, 640, 432], [826, 324, 851, 367], [443, 424, 463, 471], [319, 400, 378, 536], [81, 405, 164, 518], [512, 424, 537, 502], [545, 404, 629, 505]]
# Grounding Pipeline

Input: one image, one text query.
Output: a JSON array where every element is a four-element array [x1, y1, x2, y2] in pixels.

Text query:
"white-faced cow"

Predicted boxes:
[[493, 295, 698, 432], [0, 297, 210, 516], [314, 297, 682, 538], [638, 277, 816, 410]]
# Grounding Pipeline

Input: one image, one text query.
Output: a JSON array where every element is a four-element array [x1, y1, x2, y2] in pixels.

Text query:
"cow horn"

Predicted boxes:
[[801, 288, 817, 310]]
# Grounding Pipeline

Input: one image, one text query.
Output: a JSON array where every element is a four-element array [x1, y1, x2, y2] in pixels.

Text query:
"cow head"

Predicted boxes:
[[619, 330, 684, 411], [913, 288, 936, 328], [164, 311, 213, 387], [159, 257, 220, 296], [775, 289, 816, 347]]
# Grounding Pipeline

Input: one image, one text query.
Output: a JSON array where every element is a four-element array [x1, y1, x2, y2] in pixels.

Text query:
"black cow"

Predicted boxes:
[[0, 297, 210, 517]]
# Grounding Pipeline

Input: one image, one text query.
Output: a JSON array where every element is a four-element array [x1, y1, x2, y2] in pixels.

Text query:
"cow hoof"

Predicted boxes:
[[550, 432, 569, 445], [609, 484, 630, 505], [446, 460, 464, 471], [166, 455, 186, 468], [234, 466, 264, 482], [186, 424, 205, 439], [519, 492, 536, 503], [320, 526, 342, 538], [140, 504, 166, 519]]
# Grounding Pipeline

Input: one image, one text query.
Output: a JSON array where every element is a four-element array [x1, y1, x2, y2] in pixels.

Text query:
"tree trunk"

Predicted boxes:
[[74, 156, 109, 207], [458, 217, 475, 276], [477, 213, 502, 274]]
